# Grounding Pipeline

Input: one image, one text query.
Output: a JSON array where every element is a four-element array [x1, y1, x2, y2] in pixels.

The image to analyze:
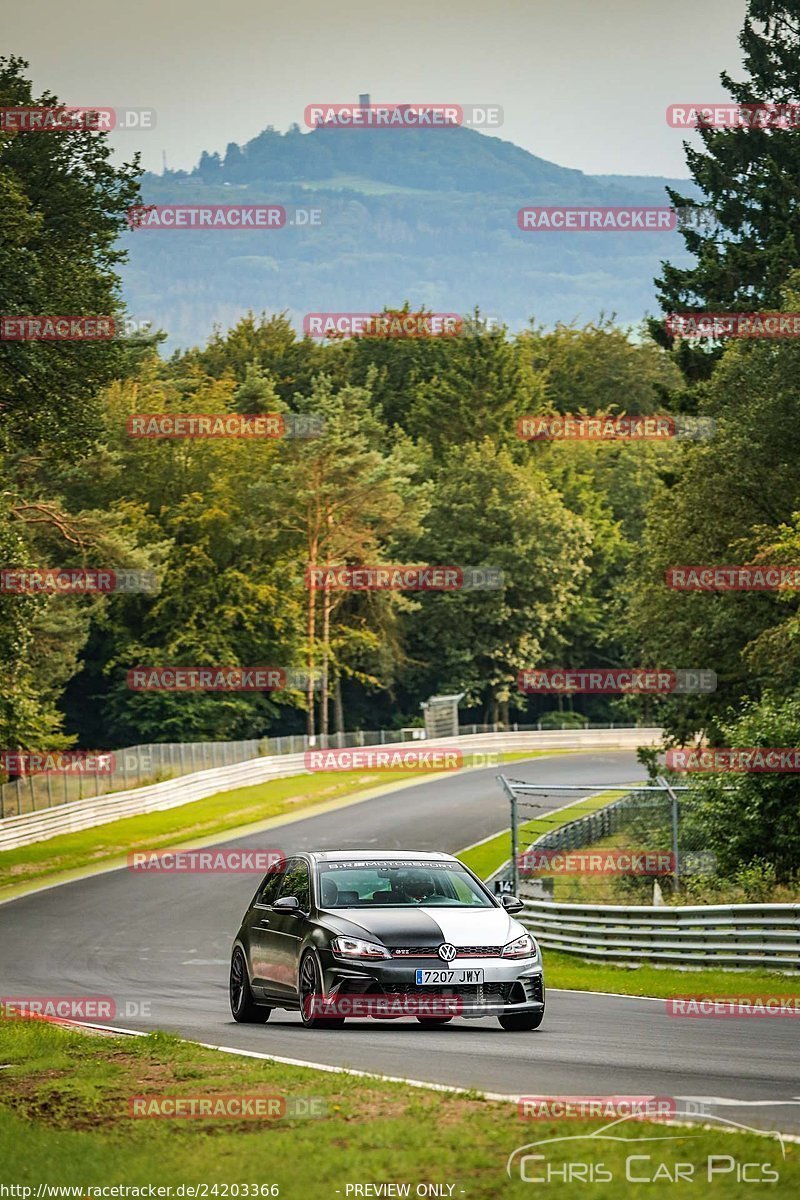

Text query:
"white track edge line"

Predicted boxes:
[[46, 1018, 800, 1142]]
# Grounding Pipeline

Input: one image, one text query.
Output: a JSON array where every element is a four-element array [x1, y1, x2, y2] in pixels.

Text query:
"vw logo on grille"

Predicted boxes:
[[438, 943, 457, 962]]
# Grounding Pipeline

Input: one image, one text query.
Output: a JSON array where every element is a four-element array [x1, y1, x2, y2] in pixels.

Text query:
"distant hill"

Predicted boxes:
[[120, 123, 700, 350]]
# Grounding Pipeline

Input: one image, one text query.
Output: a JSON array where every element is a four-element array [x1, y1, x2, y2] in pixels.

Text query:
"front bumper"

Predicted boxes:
[[319, 951, 545, 1018]]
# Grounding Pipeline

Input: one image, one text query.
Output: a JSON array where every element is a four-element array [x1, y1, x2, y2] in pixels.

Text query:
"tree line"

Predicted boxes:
[[2, 3, 800, 883]]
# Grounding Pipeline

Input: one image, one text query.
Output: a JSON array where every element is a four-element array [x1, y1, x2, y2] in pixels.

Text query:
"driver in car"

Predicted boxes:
[[397, 869, 438, 903]]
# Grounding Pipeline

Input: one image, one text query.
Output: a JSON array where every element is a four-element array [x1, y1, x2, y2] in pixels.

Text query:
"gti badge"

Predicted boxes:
[[438, 943, 457, 962]]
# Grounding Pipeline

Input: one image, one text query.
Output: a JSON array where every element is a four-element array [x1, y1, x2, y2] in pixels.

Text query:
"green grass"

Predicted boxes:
[[0, 750, 563, 899], [543, 948, 799, 998], [0, 1017, 795, 1197]]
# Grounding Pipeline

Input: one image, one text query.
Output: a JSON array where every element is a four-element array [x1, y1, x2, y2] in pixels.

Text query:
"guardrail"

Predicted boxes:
[[0, 723, 645, 820], [520, 899, 800, 969], [0, 727, 662, 852]]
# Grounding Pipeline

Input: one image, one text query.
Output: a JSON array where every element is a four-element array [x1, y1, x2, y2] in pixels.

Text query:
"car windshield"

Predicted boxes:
[[316, 860, 494, 908]]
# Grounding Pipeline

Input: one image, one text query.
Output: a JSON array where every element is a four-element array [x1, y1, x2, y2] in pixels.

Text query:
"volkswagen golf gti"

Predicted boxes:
[[229, 849, 545, 1030]]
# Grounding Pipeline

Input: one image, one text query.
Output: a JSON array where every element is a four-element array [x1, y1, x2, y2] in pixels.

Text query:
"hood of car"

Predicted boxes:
[[320, 905, 522, 947]]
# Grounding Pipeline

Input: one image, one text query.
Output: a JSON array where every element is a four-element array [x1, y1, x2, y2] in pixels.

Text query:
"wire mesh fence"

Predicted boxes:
[[0, 721, 646, 820], [497, 778, 718, 906]]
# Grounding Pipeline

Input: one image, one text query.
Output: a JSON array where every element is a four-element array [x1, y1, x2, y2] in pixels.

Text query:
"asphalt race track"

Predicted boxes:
[[1, 750, 798, 1136]]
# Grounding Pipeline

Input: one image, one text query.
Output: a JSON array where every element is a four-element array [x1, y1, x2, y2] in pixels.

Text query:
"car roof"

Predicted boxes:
[[308, 850, 459, 864]]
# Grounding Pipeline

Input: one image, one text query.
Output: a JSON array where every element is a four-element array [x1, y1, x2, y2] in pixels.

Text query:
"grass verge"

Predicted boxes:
[[0, 750, 562, 899], [542, 948, 800, 998], [0, 1017, 795, 1198]]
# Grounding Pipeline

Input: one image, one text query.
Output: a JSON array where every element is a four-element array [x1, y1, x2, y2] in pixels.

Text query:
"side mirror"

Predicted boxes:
[[273, 895, 301, 912], [500, 894, 524, 914]]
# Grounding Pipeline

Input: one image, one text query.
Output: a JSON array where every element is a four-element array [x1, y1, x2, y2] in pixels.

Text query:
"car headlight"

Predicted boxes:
[[502, 933, 538, 959], [331, 936, 391, 959]]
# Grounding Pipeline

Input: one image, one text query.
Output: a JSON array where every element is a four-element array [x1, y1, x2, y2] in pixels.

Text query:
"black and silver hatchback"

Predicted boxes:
[[229, 849, 545, 1030]]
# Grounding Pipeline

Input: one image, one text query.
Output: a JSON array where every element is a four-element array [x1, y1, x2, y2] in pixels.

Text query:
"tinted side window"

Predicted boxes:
[[256, 868, 284, 906], [277, 859, 310, 910]]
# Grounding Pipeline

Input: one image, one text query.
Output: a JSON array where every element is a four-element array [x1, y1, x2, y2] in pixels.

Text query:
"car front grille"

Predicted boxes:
[[389, 945, 503, 958], [379, 982, 517, 1004]]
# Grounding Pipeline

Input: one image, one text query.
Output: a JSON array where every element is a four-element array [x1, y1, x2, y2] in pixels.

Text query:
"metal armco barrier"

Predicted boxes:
[[520, 899, 800, 968], [0, 728, 661, 851]]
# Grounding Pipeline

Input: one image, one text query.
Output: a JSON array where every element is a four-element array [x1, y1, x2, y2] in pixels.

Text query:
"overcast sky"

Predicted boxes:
[[5, 0, 747, 178]]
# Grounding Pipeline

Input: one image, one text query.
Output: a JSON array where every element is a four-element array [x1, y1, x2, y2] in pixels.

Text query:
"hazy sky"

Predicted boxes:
[[5, 0, 747, 177]]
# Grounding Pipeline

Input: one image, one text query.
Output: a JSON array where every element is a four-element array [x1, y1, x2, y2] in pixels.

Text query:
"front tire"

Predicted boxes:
[[230, 947, 270, 1023], [299, 951, 345, 1029], [498, 1008, 544, 1031]]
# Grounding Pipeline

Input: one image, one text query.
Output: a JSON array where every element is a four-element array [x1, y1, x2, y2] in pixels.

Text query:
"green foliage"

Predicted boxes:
[[0, 55, 143, 453], [519, 318, 682, 415], [537, 710, 589, 729], [0, 56, 144, 750], [400, 439, 591, 719], [628, 302, 800, 738], [679, 693, 800, 882], [655, 4, 800, 340]]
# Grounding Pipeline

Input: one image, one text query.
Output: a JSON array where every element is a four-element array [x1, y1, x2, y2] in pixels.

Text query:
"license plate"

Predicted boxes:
[[415, 968, 484, 986]]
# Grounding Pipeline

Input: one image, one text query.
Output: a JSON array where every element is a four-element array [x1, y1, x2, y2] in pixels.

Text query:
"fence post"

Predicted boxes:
[[499, 776, 520, 896], [657, 774, 681, 895]]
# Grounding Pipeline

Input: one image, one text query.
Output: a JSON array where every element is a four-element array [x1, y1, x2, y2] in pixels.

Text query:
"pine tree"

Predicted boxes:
[[654, 2, 800, 358]]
